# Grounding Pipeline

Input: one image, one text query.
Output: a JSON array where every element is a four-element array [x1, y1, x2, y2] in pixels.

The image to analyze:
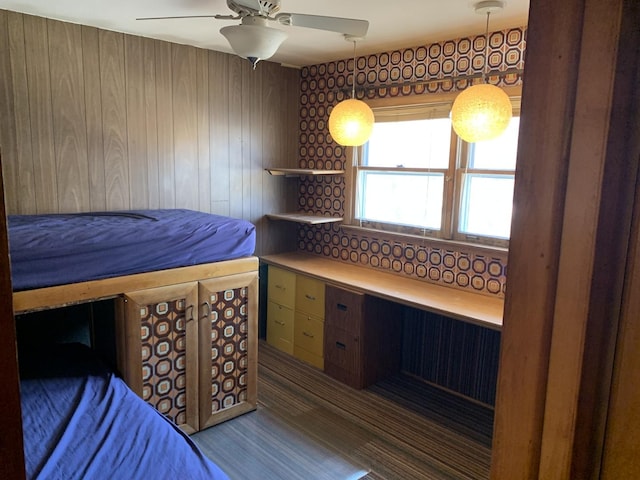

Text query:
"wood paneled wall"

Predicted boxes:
[[0, 10, 300, 255]]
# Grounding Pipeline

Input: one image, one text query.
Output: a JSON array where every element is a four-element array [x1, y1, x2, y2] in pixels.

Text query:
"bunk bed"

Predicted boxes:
[[20, 342, 229, 479], [9, 209, 259, 477]]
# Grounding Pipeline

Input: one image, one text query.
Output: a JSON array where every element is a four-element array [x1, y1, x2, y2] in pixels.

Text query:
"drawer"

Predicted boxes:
[[266, 301, 294, 354], [268, 266, 296, 308], [325, 285, 364, 334], [295, 275, 325, 318], [294, 311, 324, 357], [323, 324, 360, 374], [293, 346, 324, 370]]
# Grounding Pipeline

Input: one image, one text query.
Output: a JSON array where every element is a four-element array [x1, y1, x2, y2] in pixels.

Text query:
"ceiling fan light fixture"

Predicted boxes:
[[220, 16, 287, 68]]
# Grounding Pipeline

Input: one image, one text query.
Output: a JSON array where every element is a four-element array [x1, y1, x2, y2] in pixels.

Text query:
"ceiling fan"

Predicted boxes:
[[138, 0, 369, 68]]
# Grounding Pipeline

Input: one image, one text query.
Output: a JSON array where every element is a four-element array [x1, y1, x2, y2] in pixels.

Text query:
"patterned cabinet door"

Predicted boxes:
[[198, 271, 258, 430], [117, 282, 200, 433]]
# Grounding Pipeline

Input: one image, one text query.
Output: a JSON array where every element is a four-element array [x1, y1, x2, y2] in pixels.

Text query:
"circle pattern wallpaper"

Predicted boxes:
[[296, 27, 526, 297]]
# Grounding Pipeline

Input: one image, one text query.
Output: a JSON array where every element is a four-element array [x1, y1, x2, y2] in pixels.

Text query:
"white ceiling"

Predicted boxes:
[[0, 0, 530, 68]]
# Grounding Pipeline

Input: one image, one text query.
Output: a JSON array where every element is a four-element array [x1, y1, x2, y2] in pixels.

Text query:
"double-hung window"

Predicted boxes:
[[346, 95, 520, 248]]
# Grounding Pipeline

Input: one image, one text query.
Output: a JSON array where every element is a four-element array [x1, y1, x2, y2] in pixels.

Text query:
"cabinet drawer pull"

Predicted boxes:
[[303, 331, 315, 338], [275, 284, 286, 290], [275, 320, 286, 326], [335, 341, 346, 350], [337, 303, 347, 311], [305, 294, 316, 301]]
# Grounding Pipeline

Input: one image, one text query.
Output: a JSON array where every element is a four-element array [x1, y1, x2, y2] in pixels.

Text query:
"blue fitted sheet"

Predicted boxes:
[[20, 343, 229, 480], [8, 209, 256, 291]]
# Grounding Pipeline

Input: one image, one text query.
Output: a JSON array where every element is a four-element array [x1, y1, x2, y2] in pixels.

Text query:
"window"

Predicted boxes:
[[346, 96, 520, 247]]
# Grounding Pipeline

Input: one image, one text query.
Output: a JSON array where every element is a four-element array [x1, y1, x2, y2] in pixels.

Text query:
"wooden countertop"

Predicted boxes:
[[261, 252, 504, 331]]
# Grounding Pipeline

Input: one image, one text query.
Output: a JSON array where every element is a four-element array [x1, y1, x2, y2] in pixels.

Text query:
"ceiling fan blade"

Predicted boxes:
[[136, 14, 237, 21], [276, 13, 369, 37]]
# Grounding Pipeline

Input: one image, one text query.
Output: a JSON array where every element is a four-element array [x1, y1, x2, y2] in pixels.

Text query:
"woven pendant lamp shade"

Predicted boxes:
[[451, 83, 512, 143], [329, 98, 375, 147]]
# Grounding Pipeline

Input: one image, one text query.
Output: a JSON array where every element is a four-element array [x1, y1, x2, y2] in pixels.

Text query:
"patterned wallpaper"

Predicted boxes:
[[295, 27, 527, 298]]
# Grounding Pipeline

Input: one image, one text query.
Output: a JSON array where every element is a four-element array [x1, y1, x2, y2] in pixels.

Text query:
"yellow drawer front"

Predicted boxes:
[[268, 266, 296, 309], [295, 275, 325, 318], [267, 301, 294, 354], [294, 311, 324, 357], [294, 345, 324, 370]]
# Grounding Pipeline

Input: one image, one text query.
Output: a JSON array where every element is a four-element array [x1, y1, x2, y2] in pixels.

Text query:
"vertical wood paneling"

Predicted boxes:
[[143, 38, 159, 209], [81, 26, 106, 211], [155, 40, 175, 208], [172, 44, 198, 210], [241, 61, 255, 221], [0, 10, 19, 215], [228, 55, 243, 219], [23, 15, 57, 214], [124, 34, 147, 209], [196, 48, 210, 213], [99, 29, 129, 210], [249, 64, 263, 250], [7, 12, 36, 214], [209, 50, 230, 216], [261, 63, 299, 254], [1, 10, 298, 255], [47, 19, 89, 212]]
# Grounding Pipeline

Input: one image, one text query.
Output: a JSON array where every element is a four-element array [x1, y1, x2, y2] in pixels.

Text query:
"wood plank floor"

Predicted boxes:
[[193, 341, 493, 480]]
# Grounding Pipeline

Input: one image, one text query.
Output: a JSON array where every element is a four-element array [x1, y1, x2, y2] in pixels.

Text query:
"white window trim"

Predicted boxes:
[[343, 87, 522, 250]]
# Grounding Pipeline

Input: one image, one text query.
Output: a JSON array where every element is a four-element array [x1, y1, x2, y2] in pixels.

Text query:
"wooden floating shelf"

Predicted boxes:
[[265, 213, 343, 225], [265, 168, 345, 177]]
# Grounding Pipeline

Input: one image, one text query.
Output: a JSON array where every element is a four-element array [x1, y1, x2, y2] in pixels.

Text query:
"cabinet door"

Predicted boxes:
[[199, 271, 258, 430], [118, 282, 199, 434]]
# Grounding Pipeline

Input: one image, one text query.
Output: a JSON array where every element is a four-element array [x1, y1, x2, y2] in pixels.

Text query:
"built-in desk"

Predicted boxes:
[[260, 252, 504, 331]]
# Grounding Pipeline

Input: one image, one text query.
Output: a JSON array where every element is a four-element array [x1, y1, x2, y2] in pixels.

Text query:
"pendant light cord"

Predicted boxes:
[[351, 39, 357, 99], [483, 11, 490, 82]]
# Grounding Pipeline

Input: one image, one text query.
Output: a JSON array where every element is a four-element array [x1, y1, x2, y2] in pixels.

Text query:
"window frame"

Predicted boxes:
[[343, 88, 522, 249]]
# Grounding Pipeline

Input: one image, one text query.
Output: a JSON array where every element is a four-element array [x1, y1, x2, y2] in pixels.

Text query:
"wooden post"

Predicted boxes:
[[492, 0, 640, 478], [0, 155, 26, 478]]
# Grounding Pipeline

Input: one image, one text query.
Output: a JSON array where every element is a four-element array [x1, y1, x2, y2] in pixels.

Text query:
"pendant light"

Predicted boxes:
[[451, 1, 512, 143], [328, 36, 374, 147]]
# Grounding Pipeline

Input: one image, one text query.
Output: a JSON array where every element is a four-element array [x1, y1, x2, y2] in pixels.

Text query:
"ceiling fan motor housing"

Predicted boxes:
[[227, 0, 282, 17]]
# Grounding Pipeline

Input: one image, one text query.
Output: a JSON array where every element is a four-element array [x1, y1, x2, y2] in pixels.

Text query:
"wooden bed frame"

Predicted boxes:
[[13, 256, 259, 434]]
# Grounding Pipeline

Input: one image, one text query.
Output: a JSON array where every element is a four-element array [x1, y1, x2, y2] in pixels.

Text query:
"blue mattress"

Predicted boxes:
[[8, 209, 256, 291], [20, 343, 229, 480]]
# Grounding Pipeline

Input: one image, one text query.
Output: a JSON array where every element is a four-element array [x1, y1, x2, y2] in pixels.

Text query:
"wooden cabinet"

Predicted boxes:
[[116, 271, 258, 433], [266, 265, 325, 369], [324, 285, 402, 389]]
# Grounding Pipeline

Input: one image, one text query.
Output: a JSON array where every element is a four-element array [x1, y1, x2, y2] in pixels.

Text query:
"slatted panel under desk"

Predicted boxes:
[[401, 306, 501, 406]]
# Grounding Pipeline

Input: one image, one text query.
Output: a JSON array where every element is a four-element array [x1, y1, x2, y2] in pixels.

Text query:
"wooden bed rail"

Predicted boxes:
[[13, 256, 259, 314]]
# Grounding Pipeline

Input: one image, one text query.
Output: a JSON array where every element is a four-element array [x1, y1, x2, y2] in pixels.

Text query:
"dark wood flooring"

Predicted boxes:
[[192, 341, 493, 480]]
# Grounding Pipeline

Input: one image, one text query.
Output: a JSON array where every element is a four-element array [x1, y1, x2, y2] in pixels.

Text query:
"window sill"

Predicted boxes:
[[340, 224, 508, 256]]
